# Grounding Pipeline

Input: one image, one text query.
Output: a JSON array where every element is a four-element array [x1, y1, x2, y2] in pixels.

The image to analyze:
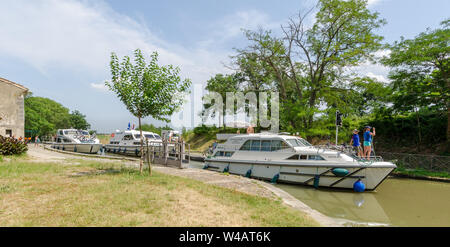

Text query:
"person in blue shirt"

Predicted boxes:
[[349, 129, 363, 158], [363, 126, 376, 160]]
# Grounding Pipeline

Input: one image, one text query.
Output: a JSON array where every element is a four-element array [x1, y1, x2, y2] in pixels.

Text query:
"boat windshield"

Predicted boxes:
[[286, 138, 312, 147], [63, 130, 77, 135], [135, 134, 161, 140]]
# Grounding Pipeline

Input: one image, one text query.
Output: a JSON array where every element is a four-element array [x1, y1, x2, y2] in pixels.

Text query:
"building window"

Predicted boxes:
[[6, 129, 12, 137]]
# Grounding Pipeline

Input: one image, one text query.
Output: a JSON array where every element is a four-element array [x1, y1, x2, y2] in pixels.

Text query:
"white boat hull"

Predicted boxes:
[[52, 143, 102, 154], [104, 144, 168, 157], [204, 159, 395, 191]]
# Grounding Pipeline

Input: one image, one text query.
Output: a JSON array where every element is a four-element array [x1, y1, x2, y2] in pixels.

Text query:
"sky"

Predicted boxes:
[[1, 0, 449, 133]]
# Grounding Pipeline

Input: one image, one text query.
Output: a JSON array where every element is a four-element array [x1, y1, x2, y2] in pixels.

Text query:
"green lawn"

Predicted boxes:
[[0, 157, 318, 227]]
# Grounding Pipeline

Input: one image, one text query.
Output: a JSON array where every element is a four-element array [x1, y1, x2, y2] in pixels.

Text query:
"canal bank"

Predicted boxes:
[[25, 145, 338, 226]]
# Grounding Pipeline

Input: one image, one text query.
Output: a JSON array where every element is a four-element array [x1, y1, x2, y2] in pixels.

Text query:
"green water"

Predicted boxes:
[[190, 160, 450, 226], [276, 178, 450, 226]]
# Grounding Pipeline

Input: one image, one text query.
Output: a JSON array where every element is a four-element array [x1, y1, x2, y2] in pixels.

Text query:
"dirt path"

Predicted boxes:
[[26, 145, 340, 226]]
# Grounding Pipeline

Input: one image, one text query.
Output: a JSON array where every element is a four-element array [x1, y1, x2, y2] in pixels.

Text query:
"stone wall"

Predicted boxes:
[[0, 81, 27, 138]]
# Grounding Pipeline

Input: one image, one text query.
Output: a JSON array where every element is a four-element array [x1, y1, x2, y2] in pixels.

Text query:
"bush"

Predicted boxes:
[[0, 135, 28, 155]]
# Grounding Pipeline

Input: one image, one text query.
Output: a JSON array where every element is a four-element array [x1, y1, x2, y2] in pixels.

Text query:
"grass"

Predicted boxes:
[[96, 134, 111, 145], [393, 166, 450, 179], [0, 158, 318, 227]]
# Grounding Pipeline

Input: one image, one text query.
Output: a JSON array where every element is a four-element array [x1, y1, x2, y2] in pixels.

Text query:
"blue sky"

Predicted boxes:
[[1, 0, 449, 133]]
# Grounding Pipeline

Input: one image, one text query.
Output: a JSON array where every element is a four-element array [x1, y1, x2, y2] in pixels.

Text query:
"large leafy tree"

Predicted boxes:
[[382, 19, 450, 141], [69, 110, 91, 130], [25, 96, 92, 137], [234, 0, 386, 138], [25, 96, 71, 137], [107, 49, 191, 174], [202, 73, 241, 129]]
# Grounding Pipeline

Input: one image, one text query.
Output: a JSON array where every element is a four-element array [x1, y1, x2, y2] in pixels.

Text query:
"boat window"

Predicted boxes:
[[144, 134, 155, 139], [298, 138, 312, 147], [287, 154, 299, 160], [214, 151, 224, 157], [123, 135, 133, 141], [300, 155, 307, 160], [154, 134, 162, 140], [261, 140, 271, 151], [225, 152, 234, 157], [64, 130, 77, 135], [308, 155, 325, 160], [63, 138, 72, 143], [240, 140, 251, 150], [271, 140, 281, 151], [250, 140, 260, 151]]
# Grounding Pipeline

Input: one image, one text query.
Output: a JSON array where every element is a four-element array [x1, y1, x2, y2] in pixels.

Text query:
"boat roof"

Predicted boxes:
[[116, 130, 160, 135], [228, 133, 304, 141]]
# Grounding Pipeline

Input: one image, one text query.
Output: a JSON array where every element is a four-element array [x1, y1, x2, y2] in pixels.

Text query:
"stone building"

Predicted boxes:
[[0, 77, 29, 138]]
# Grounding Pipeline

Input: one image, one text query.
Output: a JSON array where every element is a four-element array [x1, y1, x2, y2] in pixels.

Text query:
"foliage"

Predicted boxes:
[[69, 110, 91, 130], [381, 19, 449, 141], [24, 96, 90, 137], [0, 136, 28, 155], [107, 49, 191, 173], [138, 123, 172, 135], [221, 0, 386, 139]]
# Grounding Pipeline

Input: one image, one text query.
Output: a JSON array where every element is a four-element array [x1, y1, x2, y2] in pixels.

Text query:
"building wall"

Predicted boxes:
[[0, 82, 27, 138]]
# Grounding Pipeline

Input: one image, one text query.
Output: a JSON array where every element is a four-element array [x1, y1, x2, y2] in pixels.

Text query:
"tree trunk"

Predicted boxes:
[[139, 116, 143, 174]]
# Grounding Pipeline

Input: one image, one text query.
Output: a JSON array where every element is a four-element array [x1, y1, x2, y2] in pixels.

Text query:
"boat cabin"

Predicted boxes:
[[109, 130, 162, 146]]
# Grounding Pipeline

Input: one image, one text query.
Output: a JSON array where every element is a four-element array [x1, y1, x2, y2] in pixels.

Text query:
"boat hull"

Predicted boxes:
[[104, 144, 167, 157], [204, 159, 395, 191], [52, 143, 102, 154]]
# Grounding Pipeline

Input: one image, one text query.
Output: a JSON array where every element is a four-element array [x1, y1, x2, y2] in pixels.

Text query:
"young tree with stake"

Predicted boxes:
[[106, 49, 191, 174]]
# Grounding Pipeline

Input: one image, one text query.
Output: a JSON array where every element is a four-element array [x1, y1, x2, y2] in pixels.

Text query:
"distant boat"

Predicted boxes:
[[204, 133, 396, 191], [104, 130, 163, 156], [52, 129, 102, 154]]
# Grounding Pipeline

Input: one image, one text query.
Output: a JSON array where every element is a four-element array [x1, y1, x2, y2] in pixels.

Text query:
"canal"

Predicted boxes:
[[190, 160, 450, 227]]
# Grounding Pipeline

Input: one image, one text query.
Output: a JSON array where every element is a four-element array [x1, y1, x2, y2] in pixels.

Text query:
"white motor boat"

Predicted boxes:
[[204, 133, 396, 191], [52, 129, 102, 154], [104, 130, 162, 157]]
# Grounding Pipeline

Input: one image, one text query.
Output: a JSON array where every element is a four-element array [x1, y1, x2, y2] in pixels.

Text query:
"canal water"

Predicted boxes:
[[189, 160, 450, 227]]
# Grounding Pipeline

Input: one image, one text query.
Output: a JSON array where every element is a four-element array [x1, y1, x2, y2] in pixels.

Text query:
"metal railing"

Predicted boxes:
[[378, 152, 450, 172], [143, 140, 190, 169]]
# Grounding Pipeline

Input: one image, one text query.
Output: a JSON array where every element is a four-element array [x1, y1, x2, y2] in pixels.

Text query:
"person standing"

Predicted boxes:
[[34, 135, 41, 147], [363, 126, 375, 160], [349, 129, 363, 158]]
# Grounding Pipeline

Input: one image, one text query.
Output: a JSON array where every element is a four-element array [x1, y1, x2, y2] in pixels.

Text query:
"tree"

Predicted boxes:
[[25, 96, 72, 137], [234, 0, 386, 138], [202, 73, 241, 129], [107, 49, 191, 174], [69, 110, 91, 130], [382, 19, 449, 142]]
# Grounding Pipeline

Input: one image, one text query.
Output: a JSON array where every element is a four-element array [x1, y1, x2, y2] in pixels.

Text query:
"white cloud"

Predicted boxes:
[[90, 82, 108, 92], [0, 0, 230, 84], [366, 72, 389, 83]]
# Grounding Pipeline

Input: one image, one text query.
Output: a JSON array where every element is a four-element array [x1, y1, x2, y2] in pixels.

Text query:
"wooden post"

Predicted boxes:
[[146, 139, 152, 175]]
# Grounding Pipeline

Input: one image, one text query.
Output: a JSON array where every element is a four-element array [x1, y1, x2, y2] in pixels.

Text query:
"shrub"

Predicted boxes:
[[0, 135, 28, 155]]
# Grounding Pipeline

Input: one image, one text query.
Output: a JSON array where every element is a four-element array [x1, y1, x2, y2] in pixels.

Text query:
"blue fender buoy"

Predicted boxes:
[[135, 149, 139, 156], [353, 180, 365, 192], [223, 165, 229, 173], [74, 146, 77, 152], [313, 175, 320, 188], [123, 148, 127, 153], [271, 173, 279, 183], [203, 164, 209, 169], [332, 168, 349, 177], [245, 169, 252, 178]]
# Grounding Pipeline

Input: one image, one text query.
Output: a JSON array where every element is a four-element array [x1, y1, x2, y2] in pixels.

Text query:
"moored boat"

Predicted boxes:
[[104, 130, 163, 157], [52, 129, 102, 154], [204, 133, 396, 191]]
